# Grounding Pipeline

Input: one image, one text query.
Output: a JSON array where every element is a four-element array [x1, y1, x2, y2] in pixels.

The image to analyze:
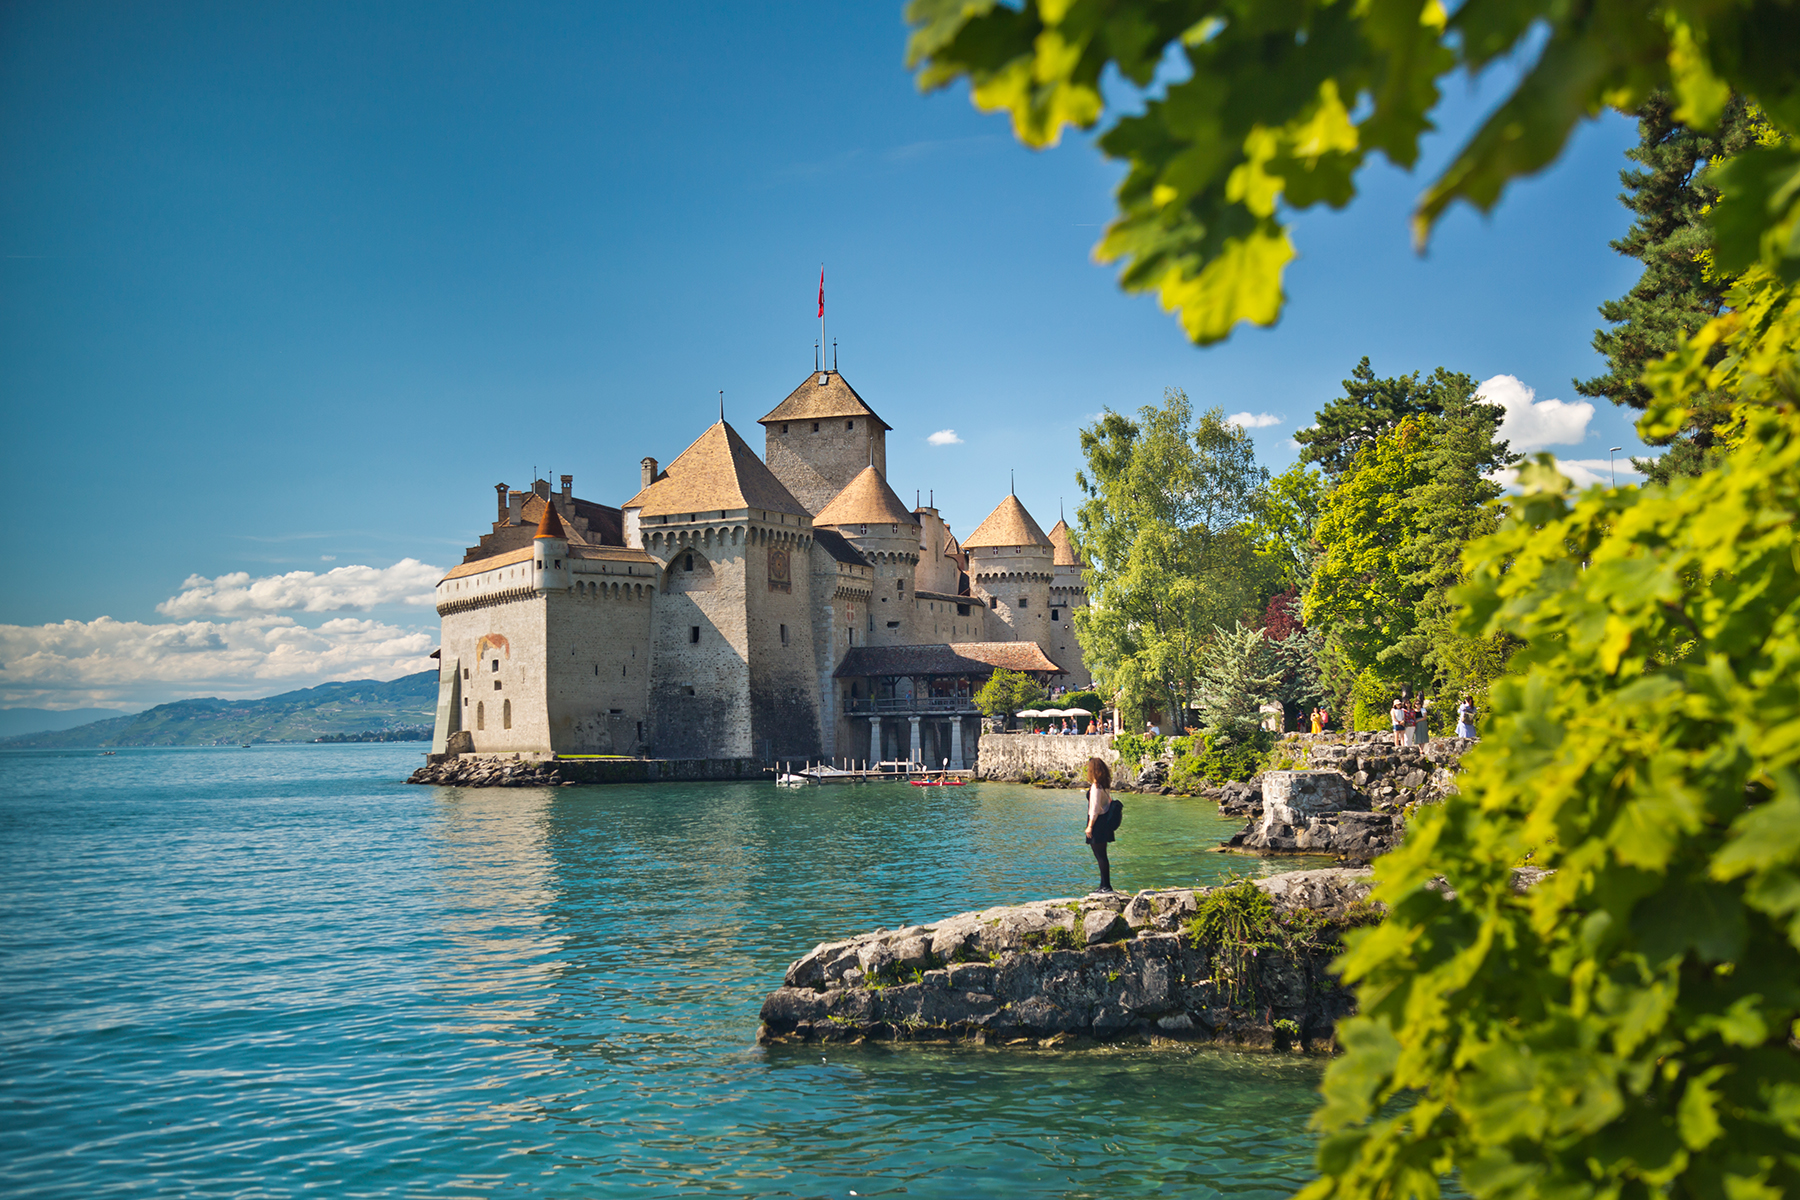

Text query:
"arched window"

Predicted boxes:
[[502, 699, 512, 730], [476, 701, 486, 730]]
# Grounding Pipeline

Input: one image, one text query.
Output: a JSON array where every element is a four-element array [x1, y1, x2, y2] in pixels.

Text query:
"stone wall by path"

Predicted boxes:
[[759, 867, 1375, 1051], [972, 733, 1133, 787]]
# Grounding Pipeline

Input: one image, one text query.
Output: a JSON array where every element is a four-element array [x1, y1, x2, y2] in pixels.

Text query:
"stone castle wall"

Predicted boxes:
[[543, 585, 652, 755], [439, 593, 550, 755]]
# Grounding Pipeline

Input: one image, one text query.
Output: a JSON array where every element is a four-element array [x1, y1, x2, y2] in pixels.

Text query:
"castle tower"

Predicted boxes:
[[758, 369, 891, 514], [532, 502, 570, 594], [963, 494, 1055, 659], [1045, 519, 1091, 688], [623, 419, 822, 760], [813, 465, 920, 647]]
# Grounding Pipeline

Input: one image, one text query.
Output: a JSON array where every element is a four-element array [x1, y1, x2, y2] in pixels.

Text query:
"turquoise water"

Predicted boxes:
[[0, 744, 1337, 1198]]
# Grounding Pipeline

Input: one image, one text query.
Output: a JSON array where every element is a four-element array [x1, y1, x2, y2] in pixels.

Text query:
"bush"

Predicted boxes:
[[1062, 689, 1104, 717], [1304, 394, 1800, 1200], [1169, 729, 1275, 787], [1349, 668, 1399, 731], [1110, 732, 1161, 767]]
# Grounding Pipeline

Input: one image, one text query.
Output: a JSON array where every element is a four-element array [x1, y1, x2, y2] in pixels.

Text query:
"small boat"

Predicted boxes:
[[775, 773, 809, 786]]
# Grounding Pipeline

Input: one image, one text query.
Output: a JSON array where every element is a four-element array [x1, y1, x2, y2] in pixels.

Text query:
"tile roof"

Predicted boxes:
[[949, 641, 1063, 673], [832, 644, 998, 679], [914, 590, 974, 605], [535, 501, 567, 539], [441, 546, 534, 582], [624, 421, 810, 518], [1047, 519, 1081, 567], [961, 494, 1052, 549], [758, 369, 892, 430], [812, 528, 871, 567], [813, 466, 919, 528]]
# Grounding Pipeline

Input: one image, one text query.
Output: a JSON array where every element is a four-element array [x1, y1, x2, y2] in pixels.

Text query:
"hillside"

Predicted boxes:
[[0, 672, 439, 748]]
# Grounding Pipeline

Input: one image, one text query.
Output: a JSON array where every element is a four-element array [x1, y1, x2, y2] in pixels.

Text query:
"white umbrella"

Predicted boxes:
[[1061, 707, 1094, 717], [1015, 709, 1045, 718]]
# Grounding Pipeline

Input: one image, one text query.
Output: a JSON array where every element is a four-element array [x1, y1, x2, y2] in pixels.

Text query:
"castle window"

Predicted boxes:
[[476, 702, 485, 730], [684, 553, 693, 571], [494, 680, 502, 690], [896, 579, 904, 593], [1018, 597, 1028, 608], [957, 604, 970, 616], [502, 700, 512, 730], [812, 422, 820, 432], [1051, 609, 1060, 621], [492, 660, 499, 672], [846, 420, 854, 430], [886, 621, 899, 628], [463, 668, 469, 680], [690, 626, 700, 644], [781, 424, 789, 433], [637, 721, 643, 741], [780, 624, 789, 645], [989, 598, 998, 609], [594, 664, 598, 675]]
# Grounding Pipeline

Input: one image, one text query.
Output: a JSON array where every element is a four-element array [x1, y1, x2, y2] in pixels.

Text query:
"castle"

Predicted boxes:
[[427, 368, 1088, 768]]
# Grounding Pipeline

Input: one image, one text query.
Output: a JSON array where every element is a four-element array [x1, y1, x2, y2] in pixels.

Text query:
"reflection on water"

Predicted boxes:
[[1, 746, 1334, 1198]]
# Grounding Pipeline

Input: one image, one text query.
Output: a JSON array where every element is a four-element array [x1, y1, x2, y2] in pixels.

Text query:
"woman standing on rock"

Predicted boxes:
[[1084, 757, 1124, 894]]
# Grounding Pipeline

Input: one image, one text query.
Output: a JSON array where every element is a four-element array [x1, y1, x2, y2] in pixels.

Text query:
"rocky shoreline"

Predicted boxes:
[[406, 758, 572, 788], [759, 868, 1376, 1051]]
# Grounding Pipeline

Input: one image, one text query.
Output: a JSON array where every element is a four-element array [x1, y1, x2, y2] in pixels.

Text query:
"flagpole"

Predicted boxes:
[[818, 264, 825, 374]]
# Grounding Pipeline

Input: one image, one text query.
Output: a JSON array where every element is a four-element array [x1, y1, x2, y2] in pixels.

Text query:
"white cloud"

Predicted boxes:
[[1478, 374, 1594, 451], [1226, 412, 1282, 429], [1492, 456, 1646, 491], [927, 429, 964, 446], [0, 615, 436, 708], [157, 558, 443, 618]]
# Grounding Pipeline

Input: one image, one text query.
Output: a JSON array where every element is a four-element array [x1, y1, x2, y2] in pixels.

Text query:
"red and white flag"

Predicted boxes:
[[817, 268, 824, 318]]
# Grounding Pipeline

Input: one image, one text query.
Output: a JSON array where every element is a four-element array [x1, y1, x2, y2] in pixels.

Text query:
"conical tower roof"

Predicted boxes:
[[1046, 519, 1080, 566], [814, 465, 918, 528], [534, 500, 567, 539], [625, 421, 809, 518], [758, 369, 891, 431], [962, 494, 1051, 549]]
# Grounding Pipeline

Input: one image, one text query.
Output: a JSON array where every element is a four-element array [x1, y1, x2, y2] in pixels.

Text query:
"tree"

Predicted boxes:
[[1295, 359, 1509, 480], [1190, 622, 1283, 739], [1575, 92, 1764, 483], [906, 0, 1800, 345], [1304, 418, 1434, 678], [1072, 389, 1269, 722], [1248, 463, 1326, 593], [1265, 592, 1328, 719], [972, 669, 1044, 728]]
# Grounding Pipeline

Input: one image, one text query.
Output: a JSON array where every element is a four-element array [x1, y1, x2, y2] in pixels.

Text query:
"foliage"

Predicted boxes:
[[1248, 463, 1327, 592], [1193, 728, 1275, 785], [1296, 359, 1508, 480], [1348, 668, 1401, 734], [1267, 592, 1329, 715], [1072, 389, 1269, 720], [906, 0, 1800, 345], [1061, 689, 1104, 717], [973, 669, 1044, 724], [1191, 621, 1283, 738], [1186, 880, 1280, 1007], [1304, 417, 1435, 674], [1575, 93, 1765, 483], [1301, 282, 1800, 1200], [1110, 732, 1162, 768]]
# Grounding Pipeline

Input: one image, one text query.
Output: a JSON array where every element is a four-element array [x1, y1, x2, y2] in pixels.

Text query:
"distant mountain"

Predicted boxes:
[[0, 672, 439, 748], [0, 707, 135, 739]]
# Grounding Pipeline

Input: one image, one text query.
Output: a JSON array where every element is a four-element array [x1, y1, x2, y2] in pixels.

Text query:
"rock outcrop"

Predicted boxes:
[[1217, 733, 1476, 860], [406, 757, 571, 788], [759, 868, 1376, 1051]]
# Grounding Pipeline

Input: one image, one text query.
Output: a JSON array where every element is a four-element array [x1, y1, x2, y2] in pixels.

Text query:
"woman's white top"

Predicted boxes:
[[1087, 783, 1111, 826]]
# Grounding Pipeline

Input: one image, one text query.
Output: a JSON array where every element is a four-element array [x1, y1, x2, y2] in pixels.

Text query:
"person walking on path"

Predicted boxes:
[[1390, 697, 1407, 748], [1083, 757, 1123, 894], [1457, 695, 1479, 739]]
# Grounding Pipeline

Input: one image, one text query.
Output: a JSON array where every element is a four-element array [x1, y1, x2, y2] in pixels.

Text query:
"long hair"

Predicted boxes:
[[1086, 757, 1111, 788]]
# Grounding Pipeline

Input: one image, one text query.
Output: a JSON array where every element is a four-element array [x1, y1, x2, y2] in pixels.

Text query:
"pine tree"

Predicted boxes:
[[1294, 359, 1510, 480], [1574, 92, 1758, 484]]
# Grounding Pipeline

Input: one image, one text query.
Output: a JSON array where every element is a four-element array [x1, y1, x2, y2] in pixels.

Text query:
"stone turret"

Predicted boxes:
[[813, 465, 920, 646], [532, 502, 569, 594], [963, 495, 1055, 657]]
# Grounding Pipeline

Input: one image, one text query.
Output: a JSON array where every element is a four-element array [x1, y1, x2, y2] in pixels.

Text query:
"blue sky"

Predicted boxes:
[[1, 1, 1648, 712]]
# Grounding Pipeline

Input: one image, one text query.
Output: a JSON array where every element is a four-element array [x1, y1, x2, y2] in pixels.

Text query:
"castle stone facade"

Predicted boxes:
[[429, 368, 1089, 766]]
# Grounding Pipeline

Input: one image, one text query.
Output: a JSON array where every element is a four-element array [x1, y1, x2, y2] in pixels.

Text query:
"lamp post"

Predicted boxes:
[[1609, 446, 1623, 487]]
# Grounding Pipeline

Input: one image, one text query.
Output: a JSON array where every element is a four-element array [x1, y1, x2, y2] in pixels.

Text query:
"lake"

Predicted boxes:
[[0, 743, 1335, 1198]]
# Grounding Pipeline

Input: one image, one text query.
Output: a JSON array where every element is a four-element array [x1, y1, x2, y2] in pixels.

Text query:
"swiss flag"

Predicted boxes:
[[817, 268, 824, 318]]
